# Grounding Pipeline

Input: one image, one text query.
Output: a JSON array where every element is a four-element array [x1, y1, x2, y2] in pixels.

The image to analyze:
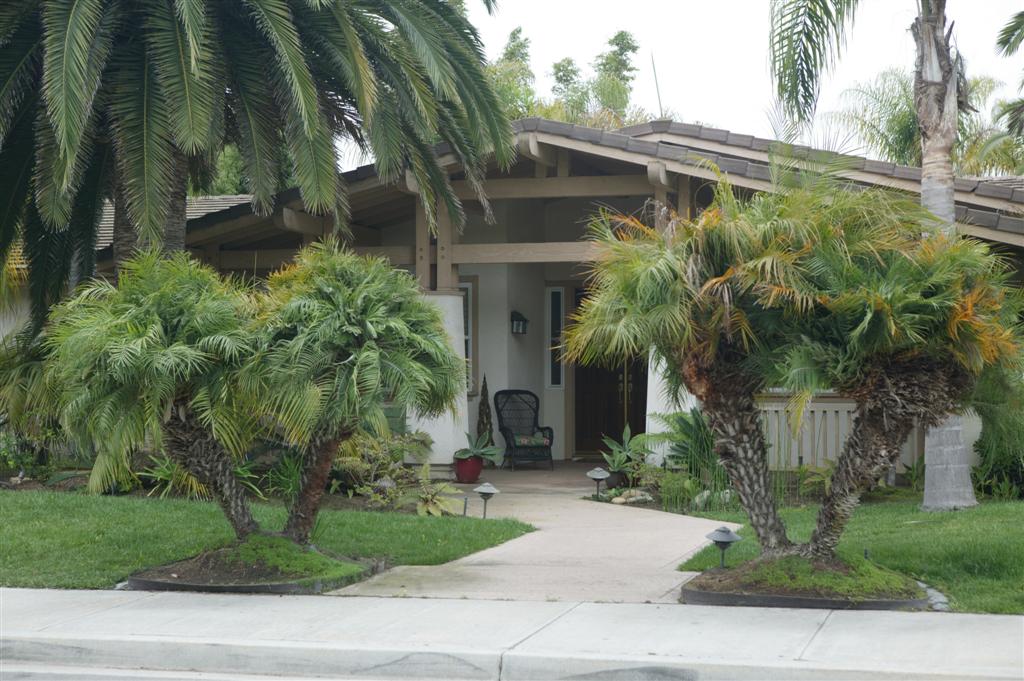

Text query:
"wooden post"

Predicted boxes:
[[677, 175, 693, 220], [415, 202, 430, 289], [436, 205, 457, 290]]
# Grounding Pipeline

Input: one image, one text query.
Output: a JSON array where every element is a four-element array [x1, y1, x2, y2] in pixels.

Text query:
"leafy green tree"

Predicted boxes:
[[43, 251, 261, 537], [835, 69, 1024, 175], [255, 240, 463, 544], [1, 0, 512, 320], [594, 30, 639, 85], [486, 27, 536, 120]]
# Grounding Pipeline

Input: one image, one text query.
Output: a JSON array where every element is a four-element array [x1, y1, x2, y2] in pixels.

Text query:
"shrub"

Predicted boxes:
[[970, 366, 1024, 499], [660, 470, 697, 513], [332, 431, 430, 508]]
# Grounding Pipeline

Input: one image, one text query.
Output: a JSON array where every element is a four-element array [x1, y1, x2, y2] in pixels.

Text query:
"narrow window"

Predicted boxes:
[[458, 280, 476, 393], [546, 287, 564, 388]]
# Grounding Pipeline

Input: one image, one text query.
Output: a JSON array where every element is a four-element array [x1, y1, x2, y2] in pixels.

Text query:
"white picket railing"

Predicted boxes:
[[757, 393, 924, 470]]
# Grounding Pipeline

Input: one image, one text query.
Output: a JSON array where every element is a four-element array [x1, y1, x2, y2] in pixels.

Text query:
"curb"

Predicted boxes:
[[3, 631, 1019, 681]]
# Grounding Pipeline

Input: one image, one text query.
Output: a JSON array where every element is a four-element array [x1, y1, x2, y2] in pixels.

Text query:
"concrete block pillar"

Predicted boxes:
[[644, 353, 697, 465], [408, 290, 469, 469], [922, 414, 978, 511]]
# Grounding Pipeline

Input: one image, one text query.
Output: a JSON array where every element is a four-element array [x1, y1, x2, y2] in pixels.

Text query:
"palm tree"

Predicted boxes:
[[996, 10, 1024, 135], [835, 70, 1024, 175], [771, 0, 979, 510], [563, 181, 806, 555], [42, 251, 261, 538], [1, 0, 511, 320], [255, 239, 463, 545], [776, 234, 1023, 558]]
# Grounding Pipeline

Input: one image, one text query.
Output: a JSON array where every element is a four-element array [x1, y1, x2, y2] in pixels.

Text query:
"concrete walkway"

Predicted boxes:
[[3, 588, 1022, 680], [336, 462, 735, 603]]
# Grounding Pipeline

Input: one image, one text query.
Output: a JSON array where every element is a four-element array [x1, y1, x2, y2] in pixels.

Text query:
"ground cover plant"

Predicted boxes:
[[0, 490, 531, 589], [682, 499, 1024, 615]]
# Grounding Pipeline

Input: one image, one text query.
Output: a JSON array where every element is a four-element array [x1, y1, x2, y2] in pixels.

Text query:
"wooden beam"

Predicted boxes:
[[436, 205, 456, 290], [275, 207, 328, 237], [400, 169, 420, 195], [352, 245, 416, 264], [517, 132, 557, 167], [219, 249, 295, 270], [218, 245, 417, 270], [451, 174, 652, 200], [187, 213, 269, 246], [677, 174, 693, 219], [646, 161, 673, 191], [452, 241, 600, 264], [556, 149, 570, 177], [957, 223, 1024, 248], [415, 202, 430, 288]]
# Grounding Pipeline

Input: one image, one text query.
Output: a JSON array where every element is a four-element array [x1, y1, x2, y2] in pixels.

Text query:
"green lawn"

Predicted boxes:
[[682, 499, 1024, 614], [0, 490, 532, 589]]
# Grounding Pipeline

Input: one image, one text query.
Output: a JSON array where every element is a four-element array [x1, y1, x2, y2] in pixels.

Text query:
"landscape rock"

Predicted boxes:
[[691, 490, 711, 511], [610, 497, 627, 505]]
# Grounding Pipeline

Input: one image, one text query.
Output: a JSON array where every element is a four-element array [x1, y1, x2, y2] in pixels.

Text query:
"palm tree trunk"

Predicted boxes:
[[685, 356, 792, 554], [807, 358, 974, 558], [111, 178, 136, 281], [806, 405, 916, 559], [912, 1, 978, 511], [164, 401, 260, 539], [282, 434, 345, 545], [163, 149, 189, 254]]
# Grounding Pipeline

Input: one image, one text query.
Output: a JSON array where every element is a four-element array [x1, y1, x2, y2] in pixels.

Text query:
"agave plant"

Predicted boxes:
[[254, 239, 463, 544]]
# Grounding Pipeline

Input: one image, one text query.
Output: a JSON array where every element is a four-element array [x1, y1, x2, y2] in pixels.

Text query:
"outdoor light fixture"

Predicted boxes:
[[474, 482, 499, 518], [586, 467, 610, 500], [706, 526, 742, 568], [510, 310, 529, 335]]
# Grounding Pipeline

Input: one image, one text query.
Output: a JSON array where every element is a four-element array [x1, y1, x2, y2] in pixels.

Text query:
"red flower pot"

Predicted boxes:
[[454, 456, 484, 483]]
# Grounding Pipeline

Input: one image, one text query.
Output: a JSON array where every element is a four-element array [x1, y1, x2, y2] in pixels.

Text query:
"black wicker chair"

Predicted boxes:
[[494, 389, 554, 470]]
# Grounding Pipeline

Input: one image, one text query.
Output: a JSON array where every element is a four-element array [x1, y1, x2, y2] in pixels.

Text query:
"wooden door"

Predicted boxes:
[[572, 289, 647, 455]]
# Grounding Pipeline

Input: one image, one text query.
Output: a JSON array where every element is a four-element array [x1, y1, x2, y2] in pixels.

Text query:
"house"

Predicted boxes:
[[90, 118, 1024, 470]]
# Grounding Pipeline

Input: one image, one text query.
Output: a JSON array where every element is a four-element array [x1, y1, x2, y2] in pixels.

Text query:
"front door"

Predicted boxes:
[[572, 289, 647, 456]]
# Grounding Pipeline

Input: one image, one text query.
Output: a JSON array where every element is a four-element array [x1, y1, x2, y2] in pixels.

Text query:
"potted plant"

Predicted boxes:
[[453, 432, 504, 484], [601, 425, 652, 489]]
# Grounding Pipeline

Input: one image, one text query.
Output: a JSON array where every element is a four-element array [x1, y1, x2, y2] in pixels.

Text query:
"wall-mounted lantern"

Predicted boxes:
[[510, 310, 529, 335]]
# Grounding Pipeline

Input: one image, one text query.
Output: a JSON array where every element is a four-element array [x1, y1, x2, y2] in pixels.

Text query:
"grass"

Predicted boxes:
[[0, 490, 532, 589], [682, 499, 1024, 614], [692, 553, 923, 601], [229, 534, 365, 583]]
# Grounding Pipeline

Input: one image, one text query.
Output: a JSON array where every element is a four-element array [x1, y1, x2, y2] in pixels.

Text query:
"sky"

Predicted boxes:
[[466, 0, 1022, 150]]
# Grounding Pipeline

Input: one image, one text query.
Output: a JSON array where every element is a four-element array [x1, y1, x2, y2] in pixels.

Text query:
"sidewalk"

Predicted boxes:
[[3, 588, 1022, 680], [337, 462, 737, 603]]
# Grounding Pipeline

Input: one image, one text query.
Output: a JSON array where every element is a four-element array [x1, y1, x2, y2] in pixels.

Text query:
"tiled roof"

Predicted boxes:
[[509, 118, 1024, 238], [96, 194, 253, 249]]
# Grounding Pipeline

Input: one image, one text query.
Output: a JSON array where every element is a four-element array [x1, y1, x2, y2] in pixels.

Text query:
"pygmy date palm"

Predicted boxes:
[[776, 233, 1023, 558], [43, 251, 261, 537], [255, 239, 463, 545], [0, 0, 511, 321]]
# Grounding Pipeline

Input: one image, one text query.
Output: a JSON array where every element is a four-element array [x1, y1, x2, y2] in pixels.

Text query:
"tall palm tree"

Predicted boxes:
[[255, 240, 463, 545], [0, 0, 512, 321], [996, 10, 1024, 136], [42, 251, 261, 537], [770, 0, 978, 510], [835, 70, 1024, 175]]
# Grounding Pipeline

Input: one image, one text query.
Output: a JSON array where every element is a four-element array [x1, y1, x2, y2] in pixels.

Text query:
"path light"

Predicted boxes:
[[706, 526, 742, 568], [474, 482, 499, 519], [586, 467, 610, 500]]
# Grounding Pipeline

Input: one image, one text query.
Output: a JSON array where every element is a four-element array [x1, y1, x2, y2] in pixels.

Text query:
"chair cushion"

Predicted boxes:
[[513, 434, 551, 447]]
